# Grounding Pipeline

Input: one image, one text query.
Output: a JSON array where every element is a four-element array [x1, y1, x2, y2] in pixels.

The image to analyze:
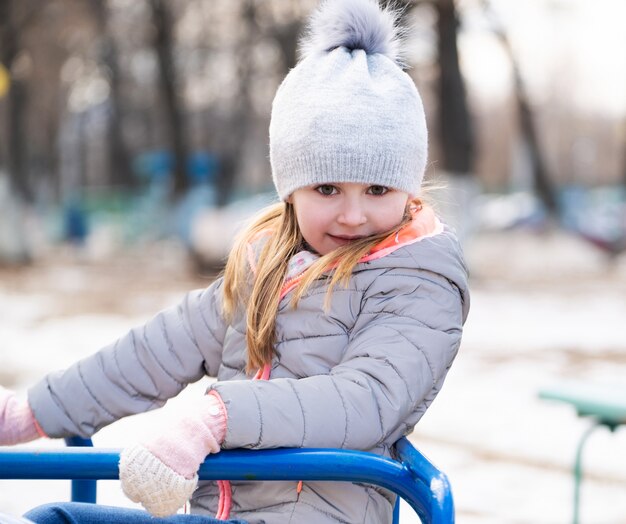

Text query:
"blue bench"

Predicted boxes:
[[0, 437, 453, 524]]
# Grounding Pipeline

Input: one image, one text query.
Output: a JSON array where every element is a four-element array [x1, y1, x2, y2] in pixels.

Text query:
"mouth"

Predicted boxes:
[[327, 234, 366, 244]]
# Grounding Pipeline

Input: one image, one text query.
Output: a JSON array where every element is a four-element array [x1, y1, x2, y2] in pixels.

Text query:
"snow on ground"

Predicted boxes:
[[1, 229, 625, 523]]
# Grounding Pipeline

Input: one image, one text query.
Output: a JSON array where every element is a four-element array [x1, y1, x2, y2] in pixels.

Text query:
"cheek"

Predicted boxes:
[[377, 203, 407, 229], [295, 205, 323, 239]]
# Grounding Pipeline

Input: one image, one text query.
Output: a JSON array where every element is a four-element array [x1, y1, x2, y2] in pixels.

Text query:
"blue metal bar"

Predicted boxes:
[[396, 437, 454, 523], [393, 497, 401, 524], [0, 437, 453, 524], [64, 436, 97, 504]]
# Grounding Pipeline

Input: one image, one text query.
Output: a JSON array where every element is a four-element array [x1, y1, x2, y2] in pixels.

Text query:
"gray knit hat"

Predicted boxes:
[[269, 0, 428, 201]]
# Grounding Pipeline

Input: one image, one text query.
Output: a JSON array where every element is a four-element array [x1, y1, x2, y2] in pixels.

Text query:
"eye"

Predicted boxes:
[[315, 185, 338, 196], [368, 185, 389, 196]]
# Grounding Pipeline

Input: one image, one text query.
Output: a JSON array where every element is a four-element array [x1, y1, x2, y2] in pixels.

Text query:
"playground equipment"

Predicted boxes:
[[0, 436, 453, 524], [540, 381, 626, 524]]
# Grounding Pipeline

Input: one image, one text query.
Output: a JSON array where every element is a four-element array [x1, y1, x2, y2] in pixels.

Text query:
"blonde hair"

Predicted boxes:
[[223, 197, 423, 374]]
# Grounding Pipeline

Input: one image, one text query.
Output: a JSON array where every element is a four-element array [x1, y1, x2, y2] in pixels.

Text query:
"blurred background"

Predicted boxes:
[[1, 0, 625, 523]]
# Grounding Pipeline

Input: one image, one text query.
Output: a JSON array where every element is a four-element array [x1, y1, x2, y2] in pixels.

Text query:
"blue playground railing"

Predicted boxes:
[[0, 437, 454, 524]]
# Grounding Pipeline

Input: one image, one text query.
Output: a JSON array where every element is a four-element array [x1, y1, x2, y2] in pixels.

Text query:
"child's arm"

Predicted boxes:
[[27, 278, 228, 439], [0, 386, 46, 446], [212, 265, 468, 451]]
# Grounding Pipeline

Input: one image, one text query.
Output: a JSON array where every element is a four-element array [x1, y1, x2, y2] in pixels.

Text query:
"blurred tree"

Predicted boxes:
[[149, 0, 189, 199], [214, 0, 258, 206], [434, 0, 474, 178], [270, 16, 300, 71], [622, 118, 626, 187], [88, 0, 134, 189], [482, 0, 559, 215], [0, 0, 34, 204]]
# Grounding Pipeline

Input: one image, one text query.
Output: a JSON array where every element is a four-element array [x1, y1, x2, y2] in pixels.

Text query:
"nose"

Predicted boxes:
[[337, 197, 367, 226]]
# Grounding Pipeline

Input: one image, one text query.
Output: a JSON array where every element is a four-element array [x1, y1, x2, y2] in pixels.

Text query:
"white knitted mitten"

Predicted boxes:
[[118, 392, 227, 517], [119, 444, 198, 517]]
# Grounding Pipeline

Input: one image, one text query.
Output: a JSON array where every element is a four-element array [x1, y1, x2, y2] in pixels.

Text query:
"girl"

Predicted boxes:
[[0, 0, 470, 523]]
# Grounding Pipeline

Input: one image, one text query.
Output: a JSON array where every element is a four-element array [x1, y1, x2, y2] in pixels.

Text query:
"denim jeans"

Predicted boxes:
[[23, 503, 248, 524]]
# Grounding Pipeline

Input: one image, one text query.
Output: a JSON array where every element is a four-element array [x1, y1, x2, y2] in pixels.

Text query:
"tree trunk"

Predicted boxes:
[[149, 0, 188, 199], [6, 79, 31, 202], [214, 0, 258, 206], [514, 80, 559, 213], [621, 118, 626, 187], [89, 0, 134, 190], [272, 20, 300, 71], [482, 0, 559, 214], [435, 0, 474, 176], [0, 0, 32, 203]]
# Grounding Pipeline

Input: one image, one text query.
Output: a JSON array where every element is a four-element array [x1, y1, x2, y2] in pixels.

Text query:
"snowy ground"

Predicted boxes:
[[1, 228, 625, 523]]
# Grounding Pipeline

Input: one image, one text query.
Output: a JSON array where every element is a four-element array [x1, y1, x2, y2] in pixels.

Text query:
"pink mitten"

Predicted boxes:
[[0, 386, 45, 446], [119, 391, 227, 517]]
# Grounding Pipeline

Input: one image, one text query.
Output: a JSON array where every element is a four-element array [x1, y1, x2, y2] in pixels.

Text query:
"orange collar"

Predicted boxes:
[[361, 204, 443, 262]]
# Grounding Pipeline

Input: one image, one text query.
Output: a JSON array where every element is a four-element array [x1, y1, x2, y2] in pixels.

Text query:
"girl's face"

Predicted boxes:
[[289, 182, 410, 255]]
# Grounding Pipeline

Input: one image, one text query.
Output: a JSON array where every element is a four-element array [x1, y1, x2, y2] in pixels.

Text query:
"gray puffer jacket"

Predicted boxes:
[[29, 224, 469, 524]]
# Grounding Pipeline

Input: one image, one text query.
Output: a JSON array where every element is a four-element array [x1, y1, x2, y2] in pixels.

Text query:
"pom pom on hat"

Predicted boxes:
[[300, 0, 405, 66], [270, 0, 428, 201]]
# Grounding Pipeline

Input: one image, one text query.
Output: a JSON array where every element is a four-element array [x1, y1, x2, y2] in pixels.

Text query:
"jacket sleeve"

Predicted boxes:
[[28, 278, 228, 438], [211, 266, 467, 451]]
